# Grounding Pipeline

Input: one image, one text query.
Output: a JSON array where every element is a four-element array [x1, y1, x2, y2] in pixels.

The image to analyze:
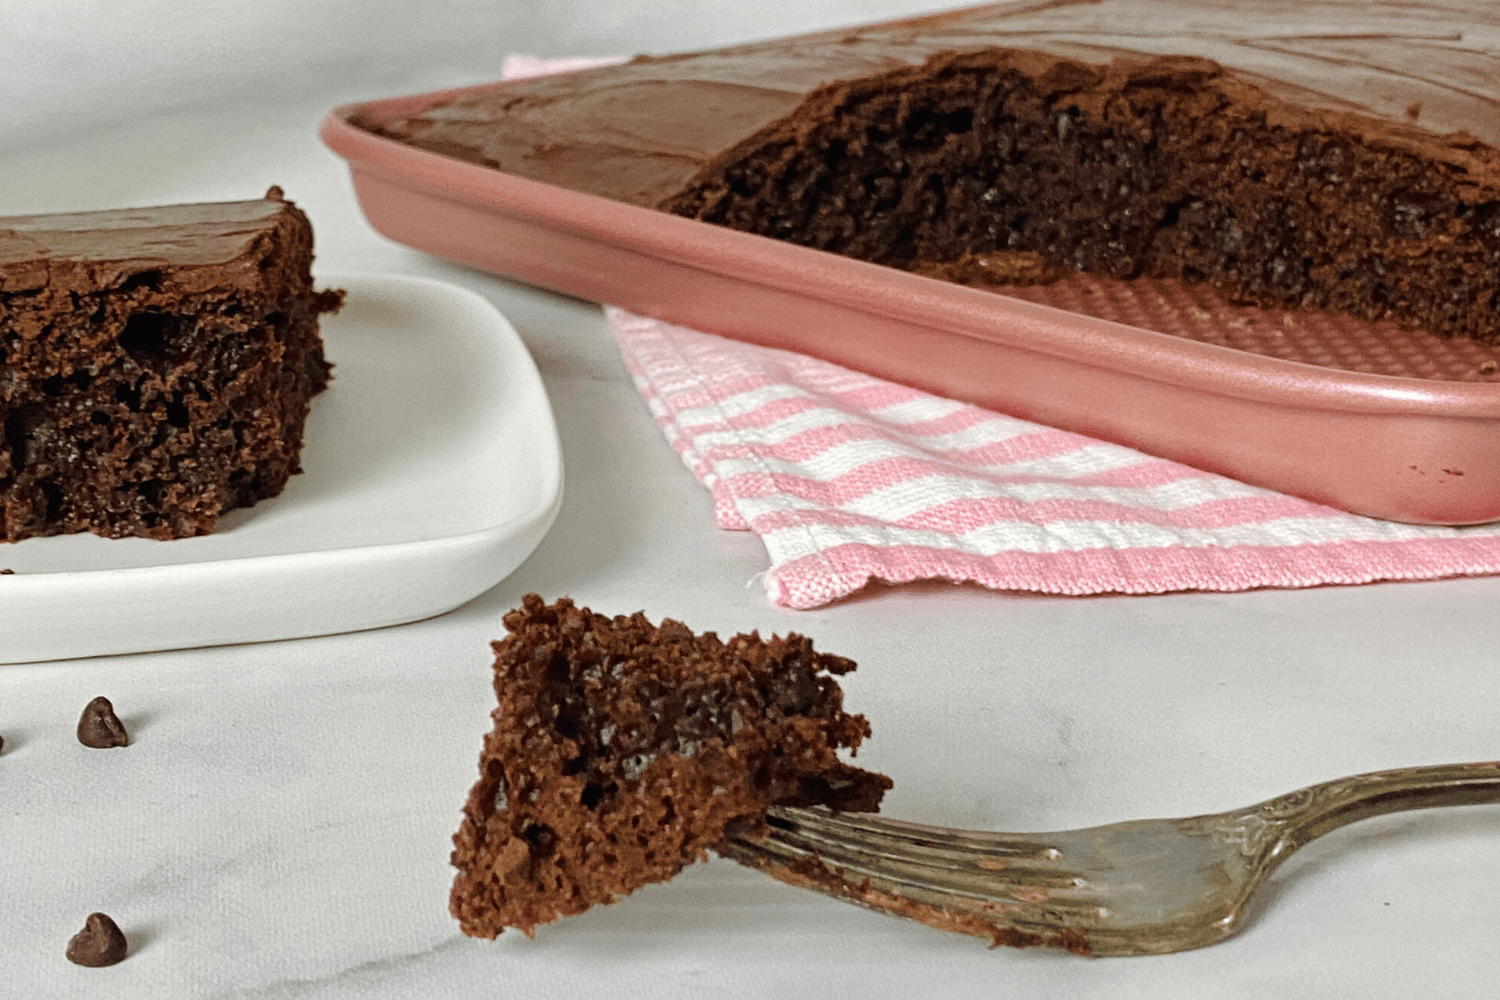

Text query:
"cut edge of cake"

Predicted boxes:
[[0, 187, 342, 542], [662, 47, 1500, 344], [449, 594, 892, 939]]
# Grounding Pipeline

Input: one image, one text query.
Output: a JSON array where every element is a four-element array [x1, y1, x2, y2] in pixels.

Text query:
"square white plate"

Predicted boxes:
[[0, 273, 563, 663]]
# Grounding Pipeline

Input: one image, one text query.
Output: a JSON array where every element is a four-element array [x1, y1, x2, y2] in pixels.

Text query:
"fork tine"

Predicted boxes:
[[737, 808, 1111, 943], [719, 826, 1098, 954], [772, 806, 1068, 862], [766, 807, 1093, 898]]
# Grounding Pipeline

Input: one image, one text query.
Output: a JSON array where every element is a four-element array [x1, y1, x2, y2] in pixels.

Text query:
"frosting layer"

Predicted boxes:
[[365, 0, 1500, 206]]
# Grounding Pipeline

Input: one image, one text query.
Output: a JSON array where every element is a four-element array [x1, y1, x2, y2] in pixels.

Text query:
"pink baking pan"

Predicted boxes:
[[321, 89, 1500, 526]]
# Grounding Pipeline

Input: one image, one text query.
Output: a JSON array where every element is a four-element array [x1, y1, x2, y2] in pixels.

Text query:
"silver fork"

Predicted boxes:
[[717, 761, 1500, 956]]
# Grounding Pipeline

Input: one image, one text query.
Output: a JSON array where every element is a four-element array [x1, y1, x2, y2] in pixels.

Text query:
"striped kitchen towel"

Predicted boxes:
[[606, 308, 1500, 609]]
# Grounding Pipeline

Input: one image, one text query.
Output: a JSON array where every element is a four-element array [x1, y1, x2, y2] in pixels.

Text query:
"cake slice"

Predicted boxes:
[[0, 188, 342, 541], [450, 594, 892, 938]]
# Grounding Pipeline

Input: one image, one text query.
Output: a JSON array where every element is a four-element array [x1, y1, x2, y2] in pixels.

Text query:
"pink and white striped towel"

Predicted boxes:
[[606, 308, 1500, 609]]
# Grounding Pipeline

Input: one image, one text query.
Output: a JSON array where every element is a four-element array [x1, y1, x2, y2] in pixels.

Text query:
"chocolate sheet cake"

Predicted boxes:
[[450, 595, 891, 938], [0, 188, 342, 541], [364, 0, 1500, 343]]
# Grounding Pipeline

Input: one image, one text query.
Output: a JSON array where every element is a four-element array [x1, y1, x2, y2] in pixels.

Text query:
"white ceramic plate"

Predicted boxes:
[[0, 274, 563, 663]]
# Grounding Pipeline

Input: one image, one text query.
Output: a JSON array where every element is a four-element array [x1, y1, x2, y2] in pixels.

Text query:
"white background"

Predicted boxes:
[[4, 2, 1500, 998], [0, 0, 956, 147]]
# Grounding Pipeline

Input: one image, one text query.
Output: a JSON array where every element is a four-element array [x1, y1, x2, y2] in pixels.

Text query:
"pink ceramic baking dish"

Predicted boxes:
[[321, 89, 1500, 526]]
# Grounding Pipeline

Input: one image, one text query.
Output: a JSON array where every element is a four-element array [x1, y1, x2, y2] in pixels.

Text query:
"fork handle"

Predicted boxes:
[[1238, 761, 1500, 861]]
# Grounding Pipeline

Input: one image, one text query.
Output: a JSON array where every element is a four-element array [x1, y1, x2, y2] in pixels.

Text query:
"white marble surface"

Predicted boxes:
[[4, 3, 1500, 996]]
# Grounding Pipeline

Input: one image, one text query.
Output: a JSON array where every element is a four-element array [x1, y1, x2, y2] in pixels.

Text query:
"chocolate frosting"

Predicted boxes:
[[0, 192, 291, 293], [366, 0, 1500, 206]]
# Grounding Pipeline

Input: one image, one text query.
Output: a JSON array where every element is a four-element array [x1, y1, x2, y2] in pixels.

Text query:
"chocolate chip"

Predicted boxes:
[[77, 696, 129, 748], [66, 912, 128, 967], [0, 733, 5, 754]]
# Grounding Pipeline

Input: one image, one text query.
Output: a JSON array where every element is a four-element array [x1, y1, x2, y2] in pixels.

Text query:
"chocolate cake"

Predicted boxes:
[[0, 188, 341, 542], [364, 0, 1500, 343], [449, 594, 891, 938]]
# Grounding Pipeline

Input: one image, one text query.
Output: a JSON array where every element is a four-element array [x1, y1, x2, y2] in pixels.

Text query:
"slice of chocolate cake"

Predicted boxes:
[[450, 594, 891, 938], [0, 188, 342, 542], [363, 0, 1500, 343]]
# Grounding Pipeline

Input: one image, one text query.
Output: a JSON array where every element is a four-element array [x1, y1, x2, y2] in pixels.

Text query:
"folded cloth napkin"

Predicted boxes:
[[606, 308, 1500, 609], [506, 55, 1500, 609]]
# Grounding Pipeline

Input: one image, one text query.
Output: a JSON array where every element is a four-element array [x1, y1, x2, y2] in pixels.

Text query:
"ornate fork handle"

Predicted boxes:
[[1217, 760, 1500, 862], [720, 761, 1500, 956]]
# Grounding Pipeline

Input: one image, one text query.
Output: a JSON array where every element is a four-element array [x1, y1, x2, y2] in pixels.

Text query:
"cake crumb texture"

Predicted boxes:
[[666, 48, 1500, 344], [0, 191, 341, 542], [449, 594, 891, 938]]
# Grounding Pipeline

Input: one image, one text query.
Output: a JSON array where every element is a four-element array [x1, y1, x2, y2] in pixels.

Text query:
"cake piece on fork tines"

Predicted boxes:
[[450, 594, 891, 938]]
